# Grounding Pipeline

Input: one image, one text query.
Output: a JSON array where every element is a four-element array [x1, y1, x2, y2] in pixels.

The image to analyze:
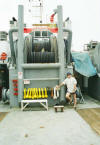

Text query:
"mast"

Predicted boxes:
[[29, 0, 43, 23]]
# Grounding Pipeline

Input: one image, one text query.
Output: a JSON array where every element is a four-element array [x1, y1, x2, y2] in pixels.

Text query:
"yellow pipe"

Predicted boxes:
[[23, 88, 27, 99], [29, 88, 33, 99], [32, 88, 34, 99], [41, 88, 45, 98], [38, 88, 41, 98], [26, 88, 30, 99], [35, 88, 39, 99], [44, 88, 48, 98], [25, 88, 48, 99], [33, 88, 37, 99]]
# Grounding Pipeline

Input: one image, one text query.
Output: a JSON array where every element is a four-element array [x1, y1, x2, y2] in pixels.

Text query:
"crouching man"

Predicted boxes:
[[56, 72, 77, 109]]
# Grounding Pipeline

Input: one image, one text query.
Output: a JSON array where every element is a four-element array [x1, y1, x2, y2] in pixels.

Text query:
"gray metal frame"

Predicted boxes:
[[8, 5, 73, 107]]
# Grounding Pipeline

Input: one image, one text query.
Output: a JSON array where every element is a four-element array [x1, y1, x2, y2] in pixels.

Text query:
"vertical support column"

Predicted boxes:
[[18, 5, 24, 102], [9, 68, 19, 107], [57, 5, 65, 102], [67, 30, 72, 64]]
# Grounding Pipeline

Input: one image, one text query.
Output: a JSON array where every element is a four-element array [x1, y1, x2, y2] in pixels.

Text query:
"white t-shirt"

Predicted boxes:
[[63, 77, 77, 93]]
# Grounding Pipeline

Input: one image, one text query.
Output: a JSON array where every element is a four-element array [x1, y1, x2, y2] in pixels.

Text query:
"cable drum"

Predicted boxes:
[[25, 35, 33, 63], [27, 52, 55, 63], [45, 52, 48, 63], [50, 36, 58, 62], [32, 38, 51, 52], [50, 52, 55, 63], [25, 34, 57, 63], [27, 50, 32, 63], [41, 52, 46, 63]]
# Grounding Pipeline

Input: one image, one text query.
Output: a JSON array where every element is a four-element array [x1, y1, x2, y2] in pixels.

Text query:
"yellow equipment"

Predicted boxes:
[[24, 88, 48, 99]]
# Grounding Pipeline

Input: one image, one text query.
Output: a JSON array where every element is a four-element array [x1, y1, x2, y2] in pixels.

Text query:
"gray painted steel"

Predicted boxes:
[[89, 43, 100, 73], [9, 29, 18, 65], [21, 63, 61, 69], [63, 29, 72, 64], [0, 98, 100, 145], [57, 6, 65, 102], [87, 42, 100, 100], [9, 68, 18, 107], [17, 5, 24, 102], [6, 5, 73, 107]]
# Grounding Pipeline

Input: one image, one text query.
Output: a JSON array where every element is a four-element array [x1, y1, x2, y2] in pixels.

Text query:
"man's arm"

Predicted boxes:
[[56, 82, 64, 89]]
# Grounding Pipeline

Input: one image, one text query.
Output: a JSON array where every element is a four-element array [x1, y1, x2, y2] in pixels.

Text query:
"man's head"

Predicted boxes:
[[66, 72, 72, 78]]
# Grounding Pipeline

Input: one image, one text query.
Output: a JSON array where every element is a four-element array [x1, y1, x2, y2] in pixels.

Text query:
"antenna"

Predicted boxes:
[[28, 0, 43, 24]]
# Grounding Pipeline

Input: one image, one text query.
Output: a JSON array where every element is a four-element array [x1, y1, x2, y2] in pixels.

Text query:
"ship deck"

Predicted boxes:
[[0, 96, 100, 145]]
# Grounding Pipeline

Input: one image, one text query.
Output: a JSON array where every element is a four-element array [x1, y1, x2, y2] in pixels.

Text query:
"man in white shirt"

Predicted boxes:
[[56, 72, 77, 108]]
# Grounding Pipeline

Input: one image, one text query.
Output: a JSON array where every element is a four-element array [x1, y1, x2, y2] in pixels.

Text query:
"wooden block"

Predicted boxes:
[[54, 105, 64, 112], [61, 107, 64, 112]]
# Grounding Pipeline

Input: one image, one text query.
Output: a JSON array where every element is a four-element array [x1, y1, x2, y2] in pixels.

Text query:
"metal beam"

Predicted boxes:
[[18, 5, 24, 102], [21, 63, 61, 69], [63, 28, 72, 64], [9, 29, 18, 64], [57, 5, 65, 102]]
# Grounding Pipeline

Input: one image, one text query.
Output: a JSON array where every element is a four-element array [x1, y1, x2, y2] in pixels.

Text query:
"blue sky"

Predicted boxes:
[[0, 0, 100, 50]]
